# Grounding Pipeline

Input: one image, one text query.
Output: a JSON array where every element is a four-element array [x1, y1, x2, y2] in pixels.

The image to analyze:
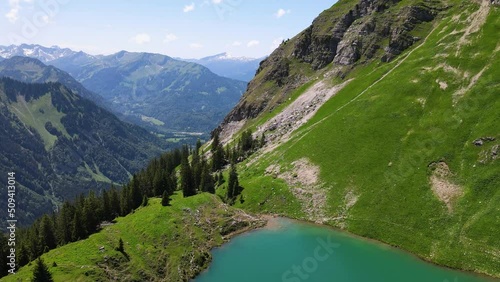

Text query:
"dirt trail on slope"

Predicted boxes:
[[456, 0, 490, 56], [453, 64, 489, 103], [283, 23, 440, 150]]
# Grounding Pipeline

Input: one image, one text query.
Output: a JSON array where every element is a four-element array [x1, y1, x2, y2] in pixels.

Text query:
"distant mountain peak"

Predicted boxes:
[[200, 52, 258, 62], [177, 52, 264, 81], [7, 55, 46, 65], [0, 44, 77, 62]]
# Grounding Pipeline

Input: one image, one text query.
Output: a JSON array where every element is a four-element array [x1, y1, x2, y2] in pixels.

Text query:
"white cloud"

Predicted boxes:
[[5, 7, 20, 23], [131, 33, 151, 44], [163, 33, 178, 43], [190, 43, 203, 49], [5, 0, 33, 23], [247, 40, 260, 48], [212, 0, 223, 4], [270, 37, 284, 51], [183, 3, 195, 13], [275, 8, 291, 19], [232, 41, 242, 47]]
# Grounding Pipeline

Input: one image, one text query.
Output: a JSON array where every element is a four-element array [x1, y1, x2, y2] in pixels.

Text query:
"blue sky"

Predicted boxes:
[[1, 0, 336, 58]]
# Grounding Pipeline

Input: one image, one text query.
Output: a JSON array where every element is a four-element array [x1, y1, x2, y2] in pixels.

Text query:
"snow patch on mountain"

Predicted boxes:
[[0, 44, 78, 62]]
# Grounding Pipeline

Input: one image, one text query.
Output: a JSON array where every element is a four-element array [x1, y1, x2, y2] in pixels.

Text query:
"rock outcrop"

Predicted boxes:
[[218, 0, 443, 134]]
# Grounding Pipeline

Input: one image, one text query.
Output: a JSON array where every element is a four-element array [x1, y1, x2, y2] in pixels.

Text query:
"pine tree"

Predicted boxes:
[[28, 223, 42, 259], [130, 176, 143, 209], [76, 193, 86, 211], [211, 130, 220, 153], [192, 139, 201, 165], [38, 214, 56, 252], [211, 130, 226, 171], [230, 145, 239, 164], [241, 129, 253, 152], [56, 202, 73, 245], [71, 208, 86, 241], [180, 157, 196, 197], [181, 144, 190, 160], [83, 191, 99, 234], [217, 172, 225, 186], [153, 171, 166, 196], [161, 191, 170, 206], [109, 186, 121, 219], [199, 161, 215, 194], [142, 195, 148, 207], [116, 238, 125, 253], [87, 190, 103, 224], [196, 139, 202, 154], [227, 164, 240, 200], [32, 258, 54, 282], [17, 241, 29, 267], [101, 189, 112, 221], [167, 172, 177, 195], [259, 132, 266, 148], [192, 159, 202, 191], [120, 185, 131, 216]]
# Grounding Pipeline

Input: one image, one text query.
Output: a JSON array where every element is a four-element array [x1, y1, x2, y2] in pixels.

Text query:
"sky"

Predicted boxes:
[[1, 0, 337, 59]]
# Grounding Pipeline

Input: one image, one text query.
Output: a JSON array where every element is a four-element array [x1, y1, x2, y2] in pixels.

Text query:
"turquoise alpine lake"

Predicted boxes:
[[194, 218, 495, 282]]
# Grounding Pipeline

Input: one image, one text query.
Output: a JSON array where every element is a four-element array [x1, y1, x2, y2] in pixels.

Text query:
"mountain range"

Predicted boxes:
[[181, 52, 264, 82], [0, 45, 249, 134], [0, 56, 108, 109], [50, 51, 247, 133], [0, 76, 168, 228], [0, 44, 77, 63], [1, 0, 499, 280], [0, 49, 250, 228]]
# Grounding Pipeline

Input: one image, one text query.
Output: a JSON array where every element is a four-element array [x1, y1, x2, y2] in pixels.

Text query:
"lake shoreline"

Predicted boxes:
[[193, 212, 499, 281], [256, 214, 500, 281]]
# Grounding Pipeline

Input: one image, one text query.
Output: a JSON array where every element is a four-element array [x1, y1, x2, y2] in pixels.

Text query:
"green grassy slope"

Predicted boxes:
[[4, 194, 262, 282], [4, 1, 498, 281], [9, 93, 69, 150], [230, 1, 500, 277], [0, 78, 169, 229]]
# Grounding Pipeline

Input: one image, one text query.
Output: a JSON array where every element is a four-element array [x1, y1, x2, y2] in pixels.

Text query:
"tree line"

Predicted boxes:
[[0, 128, 265, 278], [0, 148, 181, 277]]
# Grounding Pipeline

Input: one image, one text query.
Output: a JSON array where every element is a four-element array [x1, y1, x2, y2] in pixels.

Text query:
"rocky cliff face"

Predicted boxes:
[[218, 0, 443, 134]]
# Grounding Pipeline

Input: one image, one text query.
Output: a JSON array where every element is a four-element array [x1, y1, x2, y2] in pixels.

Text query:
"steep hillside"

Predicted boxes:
[[218, 0, 500, 277], [219, 0, 444, 132], [2, 194, 263, 282], [2, 0, 498, 280], [0, 56, 108, 108], [51, 51, 247, 134], [0, 78, 168, 228]]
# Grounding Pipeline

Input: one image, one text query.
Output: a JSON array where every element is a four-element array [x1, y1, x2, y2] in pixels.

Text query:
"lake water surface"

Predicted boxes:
[[195, 218, 495, 282]]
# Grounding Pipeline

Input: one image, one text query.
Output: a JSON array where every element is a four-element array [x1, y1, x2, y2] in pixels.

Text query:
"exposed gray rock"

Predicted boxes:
[[293, 0, 398, 69], [473, 137, 496, 146], [492, 145, 499, 158], [218, 0, 444, 132]]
